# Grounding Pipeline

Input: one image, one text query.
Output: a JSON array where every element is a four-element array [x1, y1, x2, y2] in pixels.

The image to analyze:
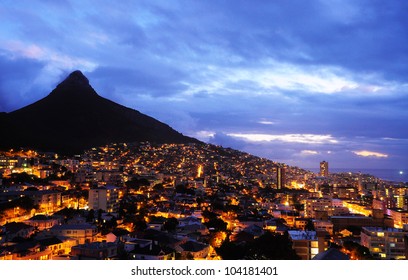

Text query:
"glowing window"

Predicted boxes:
[[377, 232, 384, 237], [311, 248, 319, 255]]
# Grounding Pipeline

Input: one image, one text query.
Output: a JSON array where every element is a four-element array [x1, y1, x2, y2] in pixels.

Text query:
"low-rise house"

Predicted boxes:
[[2, 222, 35, 242], [128, 243, 175, 260], [178, 216, 202, 227], [312, 248, 350, 260], [177, 224, 209, 237], [36, 236, 79, 258], [70, 241, 118, 260], [176, 240, 210, 259], [24, 215, 61, 231], [0, 240, 52, 260], [48, 223, 98, 244]]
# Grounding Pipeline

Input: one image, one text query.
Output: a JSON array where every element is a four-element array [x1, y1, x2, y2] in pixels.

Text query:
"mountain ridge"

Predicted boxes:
[[0, 70, 199, 154]]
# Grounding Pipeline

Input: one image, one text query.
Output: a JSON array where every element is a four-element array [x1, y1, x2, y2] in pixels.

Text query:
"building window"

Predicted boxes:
[[311, 248, 319, 255]]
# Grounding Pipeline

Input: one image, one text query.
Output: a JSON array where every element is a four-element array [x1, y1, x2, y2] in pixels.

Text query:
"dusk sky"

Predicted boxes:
[[1, 0, 407, 171]]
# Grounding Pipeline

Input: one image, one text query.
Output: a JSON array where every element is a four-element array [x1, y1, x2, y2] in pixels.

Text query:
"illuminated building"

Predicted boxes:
[[313, 220, 334, 235], [319, 161, 329, 177], [277, 166, 285, 189], [386, 208, 408, 229], [360, 227, 407, 259], [88, 185, 120, 212], [305, 198, 332, 218], [288, 230, 329, 260], [197, 165, 203, 178]]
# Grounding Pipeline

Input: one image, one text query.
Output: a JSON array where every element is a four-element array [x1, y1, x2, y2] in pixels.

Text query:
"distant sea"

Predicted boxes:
[[306, 168, 408, 183]]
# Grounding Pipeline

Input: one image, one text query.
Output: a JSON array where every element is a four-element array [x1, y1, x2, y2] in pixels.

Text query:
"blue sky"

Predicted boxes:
[[1, 0, 408, 170]]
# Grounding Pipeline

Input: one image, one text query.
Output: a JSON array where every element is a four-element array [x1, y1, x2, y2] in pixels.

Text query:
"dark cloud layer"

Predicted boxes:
[[0, 0, 407, 169]]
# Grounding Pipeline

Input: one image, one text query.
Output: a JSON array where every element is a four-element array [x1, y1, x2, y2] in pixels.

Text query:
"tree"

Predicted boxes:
[[133, 219, 147, 232], [163, 217, 179, 233], [217, 240, 247, 260], [153, 183, 164, 192], [246, 231, 300, 260], [125, 177, 150, 190], [343, 240, 374, 260], [87, 209, 95, 222], [217, 232, 300, 260], [305, 219, 315, 231], [204, 217, 227, 232]]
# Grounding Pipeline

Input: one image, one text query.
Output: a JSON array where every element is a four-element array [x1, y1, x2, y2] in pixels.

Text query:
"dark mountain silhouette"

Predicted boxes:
[[0, 70, 198, 154]]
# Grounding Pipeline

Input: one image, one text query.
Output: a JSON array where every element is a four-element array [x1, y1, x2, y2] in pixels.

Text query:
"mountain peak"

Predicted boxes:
[[50, 70, 98, 98], [60, 70, 90, 87]]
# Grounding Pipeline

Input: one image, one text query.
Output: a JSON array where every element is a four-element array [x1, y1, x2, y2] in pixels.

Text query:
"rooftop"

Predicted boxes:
[[51, 223, 97, 230], [288, 230, 318, 240]]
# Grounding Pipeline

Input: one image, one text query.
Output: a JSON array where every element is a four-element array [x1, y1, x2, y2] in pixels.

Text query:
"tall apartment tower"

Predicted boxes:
[[88, 185, 120, 212], [319, 161, 329, 177], [277, 166, 286, 189]]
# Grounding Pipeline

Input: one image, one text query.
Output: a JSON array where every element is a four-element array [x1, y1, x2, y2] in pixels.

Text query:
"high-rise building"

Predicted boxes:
[[277, 166, 285, 189], [88, 185, 120, 212], [319, 161, 329, 177]]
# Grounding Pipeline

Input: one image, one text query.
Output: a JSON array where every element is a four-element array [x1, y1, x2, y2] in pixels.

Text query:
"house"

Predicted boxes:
[[0, 240, 52, 260], [178, 216, 202, 227], [70, 241, 118, 260], [129, 243, 175, 260], [36, 236, 79, 258], [122, 238, 153, 253], [312, 248, 350, 260], [24, 215, 61, 231], [48, 223, 98, 244], [177, 224, 209, 237], [2, 222, 35, 242], [147, 216, 166, 231], [104, 228, 130, 243], [243, 224, 264, 238], [177, 240, 210, 259]]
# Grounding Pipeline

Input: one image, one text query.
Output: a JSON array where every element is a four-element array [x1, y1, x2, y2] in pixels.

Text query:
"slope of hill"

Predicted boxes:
[[0, 71, 198, 154]]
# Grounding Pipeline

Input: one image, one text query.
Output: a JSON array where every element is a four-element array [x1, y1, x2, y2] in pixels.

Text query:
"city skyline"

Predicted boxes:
[[1, 1, 408, 170]]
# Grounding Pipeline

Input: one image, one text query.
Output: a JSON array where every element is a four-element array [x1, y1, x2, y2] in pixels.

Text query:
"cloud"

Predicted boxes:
[[2, 41, 97, 73], [300, 150, 319, 156], [193, 130, 216, 142], [353, 150, 389, 158], [258, 119, 277, 125], [0, 54, 47, 111], [227, 133, 339, 144]]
